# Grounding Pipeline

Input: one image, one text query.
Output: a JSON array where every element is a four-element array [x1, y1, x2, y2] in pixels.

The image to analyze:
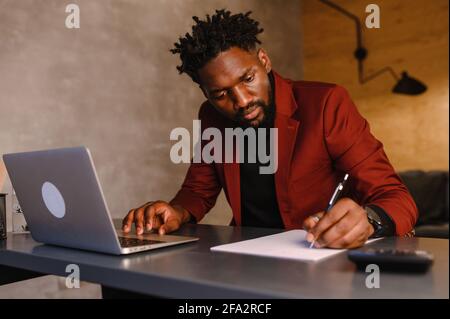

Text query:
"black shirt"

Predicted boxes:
[[240, 129, 284, 228]]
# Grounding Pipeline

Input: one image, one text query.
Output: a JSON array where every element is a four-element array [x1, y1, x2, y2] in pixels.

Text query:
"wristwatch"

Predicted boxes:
[[365, 206, 384, 237]]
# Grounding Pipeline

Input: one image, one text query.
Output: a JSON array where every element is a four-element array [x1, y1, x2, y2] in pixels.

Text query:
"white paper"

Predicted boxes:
[[210, 230, 380, 262]]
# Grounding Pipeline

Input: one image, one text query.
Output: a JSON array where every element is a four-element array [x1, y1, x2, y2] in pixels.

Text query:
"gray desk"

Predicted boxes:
[[0, 221, 448, 298]]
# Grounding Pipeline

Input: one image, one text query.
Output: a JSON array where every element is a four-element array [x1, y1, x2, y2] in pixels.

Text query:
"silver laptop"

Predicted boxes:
[[2, 147, 199, 255]]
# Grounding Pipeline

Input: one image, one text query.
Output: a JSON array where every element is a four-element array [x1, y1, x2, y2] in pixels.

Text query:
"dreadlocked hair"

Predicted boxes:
[[170, 9, 264, 83]]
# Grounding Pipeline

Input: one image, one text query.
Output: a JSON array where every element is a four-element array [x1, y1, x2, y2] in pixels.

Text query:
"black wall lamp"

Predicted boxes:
[[319, 0, 427, 95]]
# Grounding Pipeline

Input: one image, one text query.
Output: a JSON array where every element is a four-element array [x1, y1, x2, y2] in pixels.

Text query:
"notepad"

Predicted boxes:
[[210, 230, 380, 262]]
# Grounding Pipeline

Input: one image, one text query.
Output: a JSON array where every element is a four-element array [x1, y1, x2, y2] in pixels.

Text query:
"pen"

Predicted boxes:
[[309, 173, 349, 248]]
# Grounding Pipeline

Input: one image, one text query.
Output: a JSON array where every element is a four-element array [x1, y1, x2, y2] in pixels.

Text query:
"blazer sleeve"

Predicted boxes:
[[323, 85, 418, 235], [169, 104, 223, 222]]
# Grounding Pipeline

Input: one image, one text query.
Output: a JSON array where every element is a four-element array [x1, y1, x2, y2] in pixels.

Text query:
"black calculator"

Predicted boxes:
[[348, 248, 434, 273]]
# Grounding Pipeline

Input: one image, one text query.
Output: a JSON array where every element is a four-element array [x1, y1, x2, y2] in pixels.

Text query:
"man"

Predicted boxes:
[[122, 10, 418, 248]]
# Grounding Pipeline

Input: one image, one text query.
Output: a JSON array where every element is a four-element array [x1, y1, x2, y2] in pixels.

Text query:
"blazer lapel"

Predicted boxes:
[[273, 72, 300, 217]]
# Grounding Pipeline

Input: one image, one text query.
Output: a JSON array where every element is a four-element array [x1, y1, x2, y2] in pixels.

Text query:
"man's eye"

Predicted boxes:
[[213, 93, 226, 100], [245, 74, 255, 83]]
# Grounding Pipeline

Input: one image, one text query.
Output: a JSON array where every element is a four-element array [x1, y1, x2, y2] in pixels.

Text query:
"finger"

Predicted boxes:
[[144, 205, 163, 231], [144, 204, 156, 231], [309, 198, 355, 241], [122, 210, 135, 233], [133, 206, 147, 235], [146, 202, 168, 230], [326, 219, 371, 249], [303, 212, 324, 231], [159, 218, 181, 235], [315, 213, 360, 248], [153, 215, 164, 230]]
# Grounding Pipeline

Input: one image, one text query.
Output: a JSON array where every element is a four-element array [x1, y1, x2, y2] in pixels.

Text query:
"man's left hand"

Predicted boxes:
[[302, 198, 374, 249]]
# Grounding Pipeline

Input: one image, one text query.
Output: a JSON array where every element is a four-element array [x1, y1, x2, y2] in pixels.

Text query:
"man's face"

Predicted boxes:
[[197, 47, 273, 128]]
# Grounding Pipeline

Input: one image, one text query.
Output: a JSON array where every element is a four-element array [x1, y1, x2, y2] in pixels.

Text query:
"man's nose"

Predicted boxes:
[[231, 86, 253, 110]]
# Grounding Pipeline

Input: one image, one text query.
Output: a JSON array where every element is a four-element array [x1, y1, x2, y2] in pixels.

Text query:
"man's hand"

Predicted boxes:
[[122, 201, 192, 235], [302, 198, 374, 249]]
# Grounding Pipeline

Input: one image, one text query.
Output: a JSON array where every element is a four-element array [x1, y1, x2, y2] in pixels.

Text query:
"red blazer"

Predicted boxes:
[[171, 71, 418, 236]]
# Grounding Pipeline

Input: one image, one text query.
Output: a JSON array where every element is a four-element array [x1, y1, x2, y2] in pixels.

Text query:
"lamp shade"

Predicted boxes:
[[392, 72, 427, 95]]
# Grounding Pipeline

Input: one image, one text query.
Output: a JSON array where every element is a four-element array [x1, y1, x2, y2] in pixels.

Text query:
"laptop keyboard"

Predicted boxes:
[[118, 236, 164, 247]]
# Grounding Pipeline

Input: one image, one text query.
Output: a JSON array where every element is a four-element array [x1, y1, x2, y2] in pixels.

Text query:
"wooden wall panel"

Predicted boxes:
[[302, 0, 448, 170]]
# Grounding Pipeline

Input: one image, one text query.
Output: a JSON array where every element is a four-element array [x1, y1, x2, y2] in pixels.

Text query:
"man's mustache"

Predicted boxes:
[[236, 100, 268, 119]]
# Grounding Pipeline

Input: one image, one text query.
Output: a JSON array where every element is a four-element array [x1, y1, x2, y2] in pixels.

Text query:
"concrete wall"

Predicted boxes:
[[0, 162, 5, 189], [0, 0, 302, 227], [302, 0, 448, 171]]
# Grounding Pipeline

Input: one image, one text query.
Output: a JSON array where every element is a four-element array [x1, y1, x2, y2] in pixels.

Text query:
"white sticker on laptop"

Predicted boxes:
[[41, 182, 66, 218]]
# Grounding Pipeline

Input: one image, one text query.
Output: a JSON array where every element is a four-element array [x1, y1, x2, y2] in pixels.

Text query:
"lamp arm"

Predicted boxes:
[[319, 0, 363, 48], [359, 65, 400, 84]]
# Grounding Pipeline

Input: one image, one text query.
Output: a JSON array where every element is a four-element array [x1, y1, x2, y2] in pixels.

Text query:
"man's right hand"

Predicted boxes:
[[122, 201, 192, 235]]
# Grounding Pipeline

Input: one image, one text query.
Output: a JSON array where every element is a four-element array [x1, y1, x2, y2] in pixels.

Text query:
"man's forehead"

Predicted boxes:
[[198, 48, 258, 89]]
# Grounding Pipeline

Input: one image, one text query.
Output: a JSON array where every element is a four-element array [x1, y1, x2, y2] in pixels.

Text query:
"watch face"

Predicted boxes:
[[366, 207, 382, 228]]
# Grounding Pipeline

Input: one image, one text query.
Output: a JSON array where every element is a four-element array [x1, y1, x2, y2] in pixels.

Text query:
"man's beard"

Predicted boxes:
[[235, 89, 275, 128]]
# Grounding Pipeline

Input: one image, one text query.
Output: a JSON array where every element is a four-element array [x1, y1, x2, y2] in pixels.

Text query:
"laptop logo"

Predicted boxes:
[[41, 182, 66, 218]]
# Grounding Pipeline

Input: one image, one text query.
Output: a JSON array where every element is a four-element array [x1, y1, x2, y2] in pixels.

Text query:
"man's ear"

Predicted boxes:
[[257, 48, 272, 73]]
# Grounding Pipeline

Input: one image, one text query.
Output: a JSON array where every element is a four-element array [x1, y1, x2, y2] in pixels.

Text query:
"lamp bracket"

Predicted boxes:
[[354, 47, 367, 61]]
